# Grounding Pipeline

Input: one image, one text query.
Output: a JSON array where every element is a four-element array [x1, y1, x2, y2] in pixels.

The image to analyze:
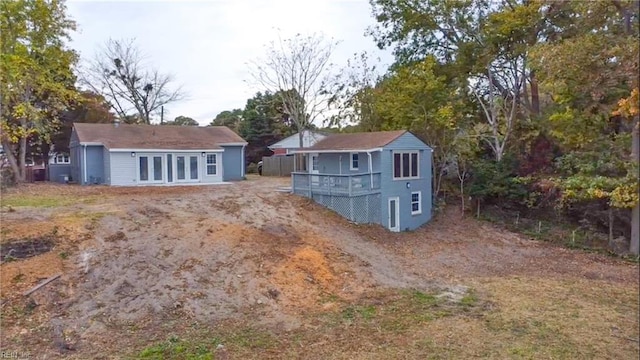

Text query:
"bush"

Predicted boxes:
[[247, 162, 259, 174], [469, 156, 528, 207]]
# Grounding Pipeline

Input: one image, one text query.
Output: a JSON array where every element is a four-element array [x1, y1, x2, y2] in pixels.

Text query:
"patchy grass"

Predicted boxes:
[[128, 281, 638, 359], [1, 194, 97, 208], [138, 335, 214, 359]]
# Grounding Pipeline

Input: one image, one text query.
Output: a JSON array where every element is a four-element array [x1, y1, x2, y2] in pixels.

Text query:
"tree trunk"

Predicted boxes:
[[19, 134, 27, 182], [1, 138, 22, 183], [608, 206, 614, 248], [460, 178, 465, 216], [630, 120, 639, 255], [530, 70, 540, 117]]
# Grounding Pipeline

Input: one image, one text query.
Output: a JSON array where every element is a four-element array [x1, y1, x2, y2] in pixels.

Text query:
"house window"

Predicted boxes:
[[393, 151, 419, 179], [56, 154, 70, 164], [153, 156, 163, 181], [177, 156, 186, 180], [411, 191, 422, 215], [312, 155, 319, 171], [350, 153, 359, 170], [206, 154, 217, 175], [139, 157, 149, 181], [190, 156, 199, 179]]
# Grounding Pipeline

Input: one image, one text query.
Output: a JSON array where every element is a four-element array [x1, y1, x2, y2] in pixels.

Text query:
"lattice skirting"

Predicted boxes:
[[300, 192, 380, 225]]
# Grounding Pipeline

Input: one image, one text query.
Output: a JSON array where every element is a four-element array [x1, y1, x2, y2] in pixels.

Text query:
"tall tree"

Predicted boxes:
[[325, 52, 384, 129], [239, 92, 295, 164], [162, 115, 198, 126], [373, 56, 469, 198], [531, 0, 639, 254], [0, 0, 78, 182], [249, 33, 337, 149], [49, 90, 115, 155], [210, 109, 243, 133], [82, 38, 184, 124]]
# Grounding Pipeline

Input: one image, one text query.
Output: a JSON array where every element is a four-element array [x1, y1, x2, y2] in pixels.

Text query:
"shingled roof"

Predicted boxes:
[[298, 130, 408, 152], [73, 123, 246, 150]]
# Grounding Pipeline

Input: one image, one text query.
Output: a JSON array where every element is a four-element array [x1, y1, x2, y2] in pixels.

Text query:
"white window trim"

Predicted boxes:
[[411, 191, 422, 215], [393, 151, 420, 180], [137, 155, 164, 183], [350, 152, 359, 171], [174, 155, 200, 182], [206, 153, 218, 176], [56, 154, 70, 164]]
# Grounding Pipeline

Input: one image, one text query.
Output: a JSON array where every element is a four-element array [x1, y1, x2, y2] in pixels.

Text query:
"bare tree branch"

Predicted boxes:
[[80, 38, 185, 124], [248, 32, 338, 148]]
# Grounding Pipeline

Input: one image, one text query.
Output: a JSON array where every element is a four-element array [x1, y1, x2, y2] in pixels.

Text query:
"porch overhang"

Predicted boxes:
[[290, 148, 383, 154]]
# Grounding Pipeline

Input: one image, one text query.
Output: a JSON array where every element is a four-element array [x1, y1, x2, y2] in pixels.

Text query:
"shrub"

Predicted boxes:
[[246, 162, 259, 174]]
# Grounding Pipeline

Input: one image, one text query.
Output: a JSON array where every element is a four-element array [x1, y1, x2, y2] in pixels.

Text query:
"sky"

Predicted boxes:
[[66, 0, 394, 126]]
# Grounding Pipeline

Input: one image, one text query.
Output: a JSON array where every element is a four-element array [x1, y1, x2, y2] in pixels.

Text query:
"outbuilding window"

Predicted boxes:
[[411, 191, 422, 215], [393, 151, 419, 179], [350, 153, 359, 170], [206, 154, 217, 175]]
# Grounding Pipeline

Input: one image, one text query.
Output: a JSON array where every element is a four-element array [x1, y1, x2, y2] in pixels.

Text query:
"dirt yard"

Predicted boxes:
[[1, 176, 638, 359]]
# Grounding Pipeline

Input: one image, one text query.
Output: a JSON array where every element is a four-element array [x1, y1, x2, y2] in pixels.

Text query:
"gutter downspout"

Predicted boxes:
[[241, 145, 246, 178], [367, 151, 373, 189], [83, 145, 87, 185]]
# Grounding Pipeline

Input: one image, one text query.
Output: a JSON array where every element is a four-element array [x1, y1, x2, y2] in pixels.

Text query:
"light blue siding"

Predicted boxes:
[[109, 152, 137, 186], [109, 151, 225, 186], [103, 147, 111, 185], [292, 131, 432, 232], [221, 145, 244, 181], [69, 131, 81, 183], [85, 146, 104, 184], [316, 152, 379, 174], [384, 132, 433, 150], [379, 133, 432, 231], [48, 164, 71, 183]]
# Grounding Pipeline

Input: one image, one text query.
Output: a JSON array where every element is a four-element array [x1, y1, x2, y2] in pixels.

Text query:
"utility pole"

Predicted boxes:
[[160, 106, 164, 124]]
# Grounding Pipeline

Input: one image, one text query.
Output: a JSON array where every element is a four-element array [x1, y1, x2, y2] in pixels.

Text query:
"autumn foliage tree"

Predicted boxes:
[[0, 0, 79, 182]]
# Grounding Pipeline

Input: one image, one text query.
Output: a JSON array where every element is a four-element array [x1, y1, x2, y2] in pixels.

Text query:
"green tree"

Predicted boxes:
[[238, 92, 296, 164], [163, 116, 198, 126], [373, 56, 469, 198], [0, 0, 78, 182], [530, 1, 639, 254], [210, 109, 243, 133], [49, 90, 115, 155]]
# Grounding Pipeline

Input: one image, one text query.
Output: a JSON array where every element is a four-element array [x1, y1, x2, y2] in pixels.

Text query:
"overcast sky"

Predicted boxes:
[[66, 0, 393, 126]]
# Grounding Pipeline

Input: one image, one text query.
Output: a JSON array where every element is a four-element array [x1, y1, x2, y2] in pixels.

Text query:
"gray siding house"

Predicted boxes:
[[292, 130, 433, 232], [70, 123, 247, 186]]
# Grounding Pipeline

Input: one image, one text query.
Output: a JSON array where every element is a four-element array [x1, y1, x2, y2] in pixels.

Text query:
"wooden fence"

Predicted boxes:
[[262, 155, 295, 177]]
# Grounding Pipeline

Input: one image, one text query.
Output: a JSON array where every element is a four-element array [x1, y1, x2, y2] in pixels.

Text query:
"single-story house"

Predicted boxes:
[[70, 123, 247, 186], [268, 130, 326, 155], [291, 130, 433, 232]]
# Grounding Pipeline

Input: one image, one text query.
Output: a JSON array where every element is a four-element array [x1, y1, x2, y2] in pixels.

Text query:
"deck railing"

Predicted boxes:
[[292, 172, 381, 197]]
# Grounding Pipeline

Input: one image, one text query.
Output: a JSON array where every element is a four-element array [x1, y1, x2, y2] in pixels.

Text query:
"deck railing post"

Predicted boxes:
[[348, 175, 352, 196]]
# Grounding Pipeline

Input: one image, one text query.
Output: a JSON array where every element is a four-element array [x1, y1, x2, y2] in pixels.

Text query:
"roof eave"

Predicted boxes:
[[291, 147, 383, 154]]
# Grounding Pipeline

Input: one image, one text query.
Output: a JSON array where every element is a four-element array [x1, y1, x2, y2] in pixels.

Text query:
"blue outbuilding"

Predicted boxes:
[[291, 130, 433, 232], [70, 123, 247, 186]]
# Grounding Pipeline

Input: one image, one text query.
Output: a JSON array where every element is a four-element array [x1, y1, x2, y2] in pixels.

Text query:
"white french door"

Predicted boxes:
[[138, 155, 164, 183], [175, 155, 199, 182]]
